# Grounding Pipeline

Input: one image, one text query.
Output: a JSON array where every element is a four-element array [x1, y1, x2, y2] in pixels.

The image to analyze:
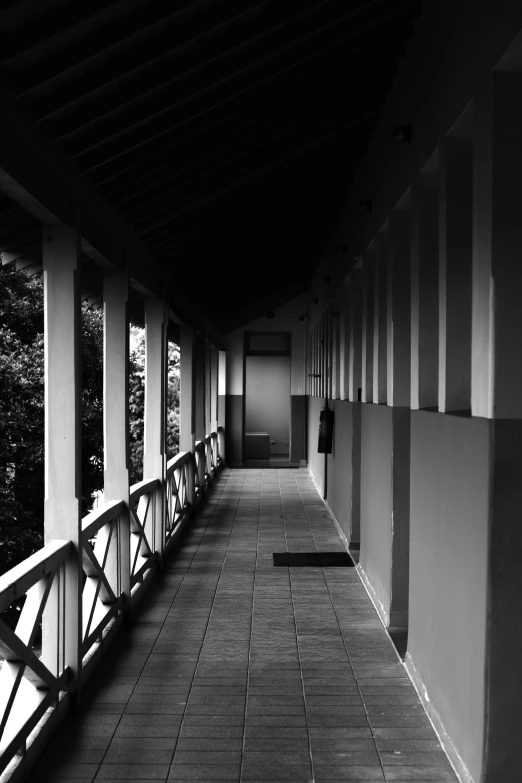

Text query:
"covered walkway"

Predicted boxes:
[[32, 469, 456, 783]]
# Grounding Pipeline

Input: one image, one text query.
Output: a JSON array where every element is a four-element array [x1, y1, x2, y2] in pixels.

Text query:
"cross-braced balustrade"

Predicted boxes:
[[165, 451, 193, 551], [129, 479, 159, 595], [0, 438, 222, 779], [82, 501, 126, 659], [0, 542, 72, 777]]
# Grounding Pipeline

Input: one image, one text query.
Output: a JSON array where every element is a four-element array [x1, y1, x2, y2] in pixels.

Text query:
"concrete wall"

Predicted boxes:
[[359, 405, 393, 621], [408, 410, 490, 783]]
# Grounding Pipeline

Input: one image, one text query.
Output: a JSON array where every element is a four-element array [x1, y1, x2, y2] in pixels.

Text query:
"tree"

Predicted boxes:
[[0, 264, 104, 576], [128, 329, 180, 486]]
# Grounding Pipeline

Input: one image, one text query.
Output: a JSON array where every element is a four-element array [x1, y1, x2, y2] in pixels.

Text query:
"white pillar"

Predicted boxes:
[[411, 172, 439, 409], [211, 345, 219, 433], [102, 270, 130, 603], [43, 223, 82, 682], [388, 211, 412, 407], [348, 271, 362, 402], [143, 299, 167, 559], [361, 253, 375, 403], [180, 326, 195, 453], [439, 136, 473, 412], [373, 235, 387, 404], [339, 285, 350, 401], [218, 349, 226, 462]]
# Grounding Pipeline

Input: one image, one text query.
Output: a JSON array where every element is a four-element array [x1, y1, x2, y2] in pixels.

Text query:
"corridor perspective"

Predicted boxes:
[[3, 2, 522, 783], [31, 469, 456, 783]]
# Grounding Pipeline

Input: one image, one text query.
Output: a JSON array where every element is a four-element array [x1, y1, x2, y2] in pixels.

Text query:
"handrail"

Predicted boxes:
[[0, 539, 72, 615], [0, 425, 224, 777], [166, 449, 191, 477], [81, 499, 126, 541], [129, 476, 160, 502]]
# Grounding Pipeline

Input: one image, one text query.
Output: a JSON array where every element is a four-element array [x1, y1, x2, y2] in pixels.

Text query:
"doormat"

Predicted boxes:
[[273, 552, 355, 567]]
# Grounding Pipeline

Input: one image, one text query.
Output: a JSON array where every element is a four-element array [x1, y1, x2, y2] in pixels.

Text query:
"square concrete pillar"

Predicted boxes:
[[102, 269, 130, 603], [411, 171, 439, 410], [143, 299, 167, 559], [42, 223, 82, 682], [361, 252, 375, 403], [373, 236, 388, 404], [439, 136, 473, 413]]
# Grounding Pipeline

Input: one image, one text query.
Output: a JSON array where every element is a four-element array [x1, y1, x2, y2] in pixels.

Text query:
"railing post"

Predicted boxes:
[[42, 223, 82, 686], [103, 270, 130, 610], [143, 299, 167, 562], [180, 325, 196, 508]]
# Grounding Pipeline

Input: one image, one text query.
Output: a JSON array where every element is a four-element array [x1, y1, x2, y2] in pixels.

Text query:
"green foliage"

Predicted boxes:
[[0, 264, 105, 576], [0, 265, 180, 578], [128, 330, 180, 486]]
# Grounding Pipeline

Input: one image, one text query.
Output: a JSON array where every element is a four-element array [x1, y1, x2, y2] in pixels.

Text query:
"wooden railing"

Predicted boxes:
[[81, 500, 126, 659], [165, 451, 193, 551], [0, 541, 72, 777], [0, 435, 223, 778], [194, 440, 206, 501]]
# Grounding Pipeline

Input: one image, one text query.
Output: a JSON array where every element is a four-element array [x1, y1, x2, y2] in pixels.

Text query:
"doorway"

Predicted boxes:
[[244, 354, 291, 466]]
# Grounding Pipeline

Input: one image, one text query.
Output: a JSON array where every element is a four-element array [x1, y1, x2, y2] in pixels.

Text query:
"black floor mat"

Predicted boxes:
[[273, 552, 355, 567]]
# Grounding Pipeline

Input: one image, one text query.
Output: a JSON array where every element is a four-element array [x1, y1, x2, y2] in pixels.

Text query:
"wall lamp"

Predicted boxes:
[[392, 122, 412, 144], [358, 198, 372, 214]]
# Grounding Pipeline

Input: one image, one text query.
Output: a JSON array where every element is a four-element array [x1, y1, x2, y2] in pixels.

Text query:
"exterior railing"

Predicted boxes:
[[82, 500, 126, 659], [129, 478, 159, 594], [0, 541, 72, 777], [194, 440, 206, 501], [0, 437, 223, 779], [165, 451, 193, 551]]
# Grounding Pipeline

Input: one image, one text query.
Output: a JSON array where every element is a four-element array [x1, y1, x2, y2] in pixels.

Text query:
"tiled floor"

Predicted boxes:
[[32, 468, 457, 783]]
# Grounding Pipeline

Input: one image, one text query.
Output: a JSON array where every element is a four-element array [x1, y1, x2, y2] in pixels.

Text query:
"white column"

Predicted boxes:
[[373, 236, 387, 404], [439, 136, 473, 412], [143, 299, 167, 559], [339, 285, 350, 400], [102, 270, 130, 602], [211, 345, 219, 433], [361, 253, 375, 403], [388, 211, 412, 407], [180, 326, 195, 453], [411, 172, 439, 409], [43, 223, 82, 682], [218, 349, 226, 462], [348, 271, 363, 402]]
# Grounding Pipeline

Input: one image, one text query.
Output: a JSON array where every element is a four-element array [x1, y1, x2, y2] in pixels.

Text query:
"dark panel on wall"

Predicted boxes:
[[218, 395, 226, 428], [409, 410, 489, 783], [290, 396, 306, 465], [225, 394, 243, 466]]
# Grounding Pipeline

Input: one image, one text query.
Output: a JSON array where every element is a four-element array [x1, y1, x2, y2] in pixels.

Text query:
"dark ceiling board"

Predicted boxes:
[[34, 0, 277, 124], [60, 2, 406, 164]]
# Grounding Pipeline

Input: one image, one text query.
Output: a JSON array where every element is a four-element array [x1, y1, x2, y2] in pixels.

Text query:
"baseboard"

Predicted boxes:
[[355, 562, 390, 627], [404, 653, 475, 783]]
